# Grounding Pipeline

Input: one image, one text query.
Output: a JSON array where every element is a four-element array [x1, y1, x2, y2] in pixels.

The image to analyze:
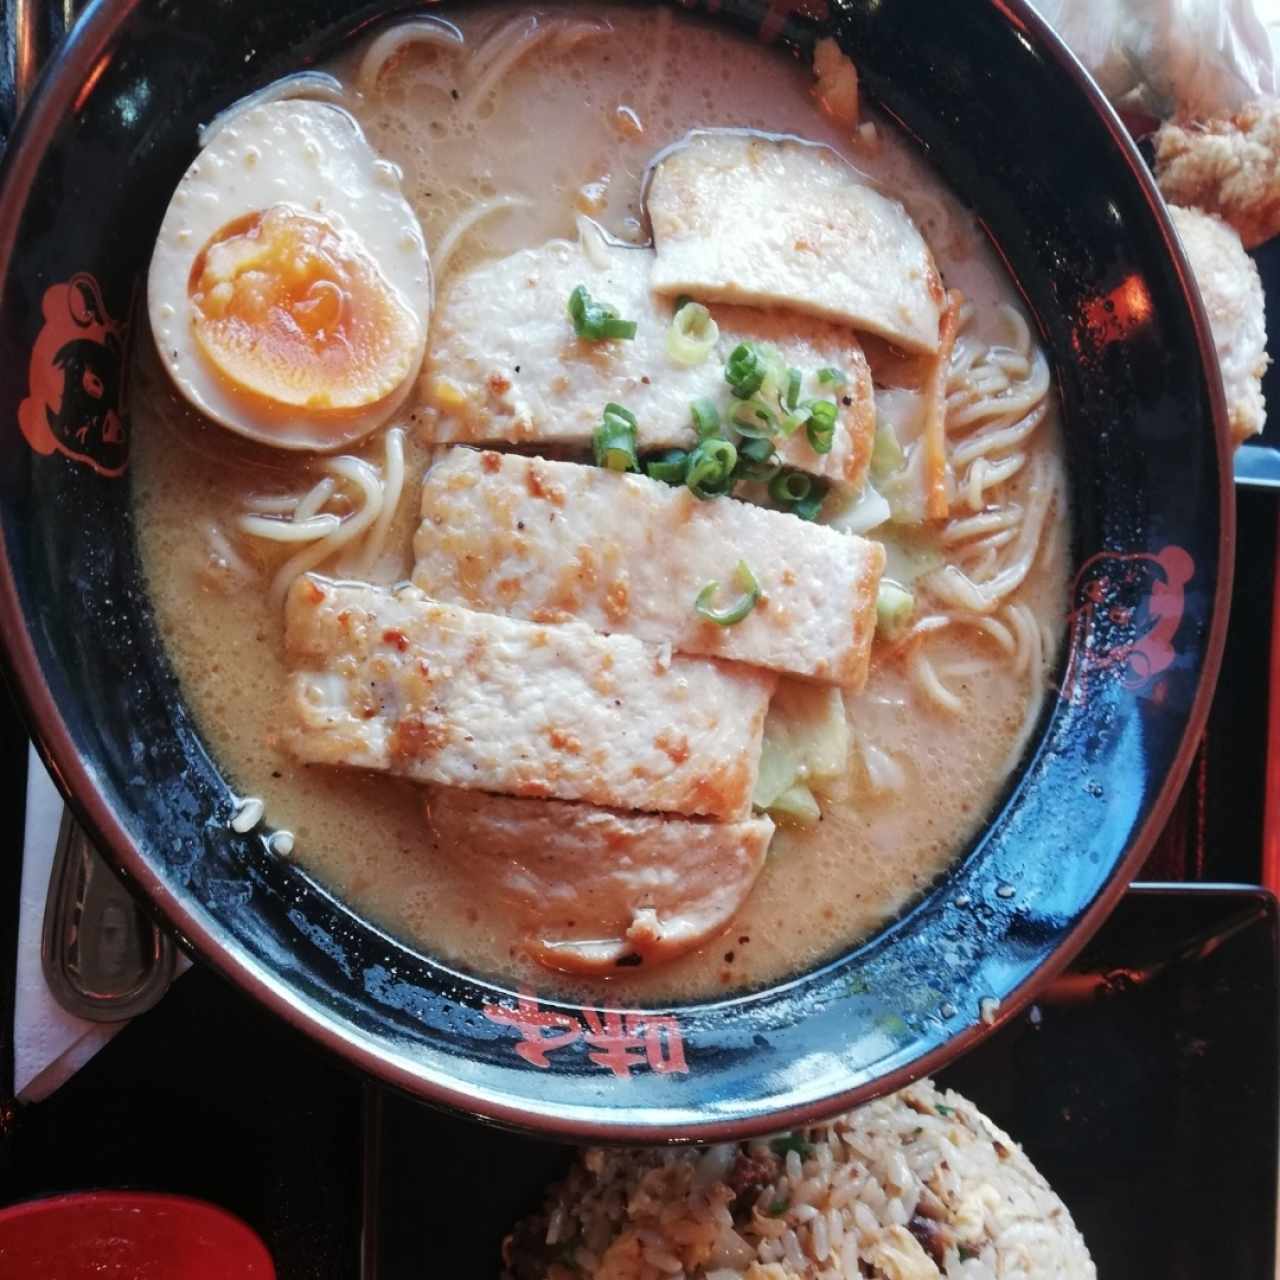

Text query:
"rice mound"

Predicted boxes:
[[503, 1079, 1095, 1280]]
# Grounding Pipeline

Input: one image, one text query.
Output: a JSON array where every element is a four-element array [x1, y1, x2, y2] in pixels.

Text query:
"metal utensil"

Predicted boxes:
[[41, 808, 176, 1022]]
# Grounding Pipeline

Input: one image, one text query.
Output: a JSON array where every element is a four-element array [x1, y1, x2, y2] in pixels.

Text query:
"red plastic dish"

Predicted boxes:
[[0, 1191, 275, 1278]]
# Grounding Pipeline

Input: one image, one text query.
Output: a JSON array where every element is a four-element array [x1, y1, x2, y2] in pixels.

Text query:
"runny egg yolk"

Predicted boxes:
[[188, 204, 421, 414]]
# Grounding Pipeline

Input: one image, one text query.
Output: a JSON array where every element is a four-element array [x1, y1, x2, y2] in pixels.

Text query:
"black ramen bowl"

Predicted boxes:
[[0, 0, 1232, 1140]]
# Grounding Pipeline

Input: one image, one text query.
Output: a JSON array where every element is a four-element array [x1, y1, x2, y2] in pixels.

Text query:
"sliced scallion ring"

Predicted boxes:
[[685, 437, 738, 499], [694, 560, 760, 626], [730, 399, 778, 438], [769, 469, 812, 505], [568, 284, 637, 341], [593, 402, 640, 472], [791, 478, 828, 521], [817, 367, 847, 386], [645, 448, 689, 485], [785, 368, 802, 410], [780, 403, 812, 438], [725, 342, 765, 399], [805, 399, 837, 454], [734, 436, 779, 482], [690, 397, 721, 439], [666, 300, 719, 366]]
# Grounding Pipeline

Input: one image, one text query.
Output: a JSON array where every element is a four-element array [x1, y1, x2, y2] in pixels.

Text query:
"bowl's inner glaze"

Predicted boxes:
[[0, 0, 1229, 1138]]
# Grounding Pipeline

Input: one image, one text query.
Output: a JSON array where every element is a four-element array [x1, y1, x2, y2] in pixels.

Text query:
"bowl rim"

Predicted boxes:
[[0, 0, 1236, 1141]]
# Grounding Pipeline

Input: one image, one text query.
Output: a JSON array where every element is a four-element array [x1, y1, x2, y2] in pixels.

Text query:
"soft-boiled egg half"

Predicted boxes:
[[148, 99, 430, 451]]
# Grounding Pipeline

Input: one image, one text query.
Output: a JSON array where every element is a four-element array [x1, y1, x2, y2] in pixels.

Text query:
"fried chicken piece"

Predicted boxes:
[[1168, 204, 1269, 446], [812, 36, 859, 130], [1155, 98, 1280, 249]]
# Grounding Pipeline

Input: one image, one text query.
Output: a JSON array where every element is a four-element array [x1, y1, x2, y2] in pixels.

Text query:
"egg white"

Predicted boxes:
[[148, 99, 431, 451]]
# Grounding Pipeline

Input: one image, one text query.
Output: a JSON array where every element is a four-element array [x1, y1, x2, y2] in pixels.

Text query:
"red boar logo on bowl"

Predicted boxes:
[[18, 274, 128, 477], [1061, 545, 1194, 705]]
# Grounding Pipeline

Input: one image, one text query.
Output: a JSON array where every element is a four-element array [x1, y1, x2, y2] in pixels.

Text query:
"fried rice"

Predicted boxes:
[[503, 1079, 1094, 1280]]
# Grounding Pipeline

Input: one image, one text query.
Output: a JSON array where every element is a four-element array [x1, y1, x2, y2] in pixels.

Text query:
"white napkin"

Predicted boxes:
[[14, 744, 187, 1102]]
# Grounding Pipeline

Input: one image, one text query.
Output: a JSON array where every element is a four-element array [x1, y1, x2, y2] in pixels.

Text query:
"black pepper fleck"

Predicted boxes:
[[841, 395, 853, 406], [450, 88, 459, 100]]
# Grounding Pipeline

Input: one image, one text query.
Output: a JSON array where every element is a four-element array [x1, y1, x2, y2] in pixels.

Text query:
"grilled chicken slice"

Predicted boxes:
[[423, 787, 774, 974], [646, 130, 945, 354], [283, 575, 774, 819], [420, 225, 875, 490], [413, 450, 884, 688]]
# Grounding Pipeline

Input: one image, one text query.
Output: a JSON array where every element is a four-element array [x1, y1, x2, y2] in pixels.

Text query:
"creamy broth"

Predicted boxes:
[[131, 6, 1068, 1001]]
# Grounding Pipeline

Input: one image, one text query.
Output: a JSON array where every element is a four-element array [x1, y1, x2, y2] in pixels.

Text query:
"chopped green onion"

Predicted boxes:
[[725, 342, 765, 399], [644, 448, 689, 485], [958, 1246, 980, 1263], [769, 469, 812, 505], [875, 580, 915, 640], [805, 400, 837, 454], [785, 368, 802, 410], [779, 403, 812, 438], [756, 344, 788, 406], [603, 402, 636, 426], [791, 477, 828, 522], [935, 1103, 955, 1118], [734, 436, 779, 482], [568, 284, 637, 341], [768, 1199, 790, 1217], [666, 301, 719, 366], [685, 437, 738, 499], [817, 367, 846, 386], [690, 397, 721, 440], [730, 399, 778, 438], [674, 294, 694, 312], [694, 560, 760, 626], [592, 402, 639, 472]]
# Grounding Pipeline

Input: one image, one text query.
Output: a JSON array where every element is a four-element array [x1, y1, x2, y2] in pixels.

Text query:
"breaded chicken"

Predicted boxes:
[[1168, 204, 1269, 446], [1155, 98, 1280, 249]]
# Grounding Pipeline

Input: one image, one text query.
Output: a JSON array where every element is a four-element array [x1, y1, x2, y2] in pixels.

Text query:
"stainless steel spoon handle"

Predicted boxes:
[[41, 808, 175, 1023]]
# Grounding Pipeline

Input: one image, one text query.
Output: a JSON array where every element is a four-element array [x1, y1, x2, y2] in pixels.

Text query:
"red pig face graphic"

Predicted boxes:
[[18, 274, 128, 477], [1061, 546, 1194, 705]]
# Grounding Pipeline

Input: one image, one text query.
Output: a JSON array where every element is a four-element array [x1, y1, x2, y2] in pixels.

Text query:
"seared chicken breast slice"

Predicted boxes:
[[413, 449, 884, 688], [646, 130, 944, 354], [423, 787, 773, 974], [420, 226, 875, 490], [283, 575, 774, 819]]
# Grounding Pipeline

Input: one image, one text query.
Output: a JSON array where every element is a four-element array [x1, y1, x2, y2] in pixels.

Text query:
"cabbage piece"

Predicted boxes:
[[769, 784, 821, 827], [826, 481, 891, 535], [753, 680, 852, 820]]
